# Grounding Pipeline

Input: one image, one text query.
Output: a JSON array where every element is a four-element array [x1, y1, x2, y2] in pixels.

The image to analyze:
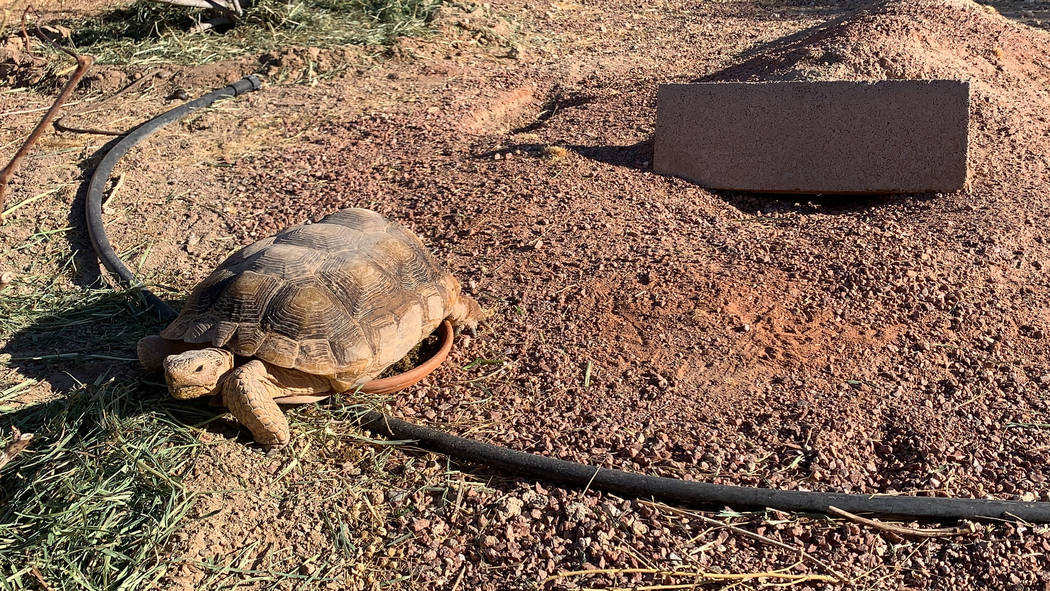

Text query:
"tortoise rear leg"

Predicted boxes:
[[221, 360, 332, 447]]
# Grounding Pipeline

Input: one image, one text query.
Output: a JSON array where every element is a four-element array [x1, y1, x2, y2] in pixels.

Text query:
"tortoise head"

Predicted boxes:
[[162, 348, 235, 399]]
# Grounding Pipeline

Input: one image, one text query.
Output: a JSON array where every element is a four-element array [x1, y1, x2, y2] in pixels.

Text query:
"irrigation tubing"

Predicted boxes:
[[86, 75, 262, 322], [84, 76, 1050, 523]]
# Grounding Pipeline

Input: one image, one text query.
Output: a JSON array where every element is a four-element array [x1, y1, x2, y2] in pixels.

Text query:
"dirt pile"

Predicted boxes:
[[132, 2, 1050, 587], [709, 0, 1050, 186], [0, 36, 49, 87]]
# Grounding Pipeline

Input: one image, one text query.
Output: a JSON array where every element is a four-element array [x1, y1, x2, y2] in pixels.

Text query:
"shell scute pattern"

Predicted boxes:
[[222, 236, 275, 265], [161, 208, 457, 379], [321, 208, 389, 231], [274, 222, 365, 252], [248, 243, 328, 278]]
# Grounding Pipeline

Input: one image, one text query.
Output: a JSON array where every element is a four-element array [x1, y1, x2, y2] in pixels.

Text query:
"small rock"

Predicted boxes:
[[498, 496, 523, 520], [566, 502, 588, 521]]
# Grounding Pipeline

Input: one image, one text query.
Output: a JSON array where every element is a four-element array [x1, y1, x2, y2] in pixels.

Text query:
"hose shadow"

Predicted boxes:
[[63, 134, 126, 290]]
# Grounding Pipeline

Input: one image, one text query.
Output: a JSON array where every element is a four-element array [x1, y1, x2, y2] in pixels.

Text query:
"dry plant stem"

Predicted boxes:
[[827, 505, 974, 538], [542, 567, 838, 585], [449, 565, 466, 591], [30, 567, 54, 591], [639, 500, 851, 585], [102, 173, 126, 214], [19, 7, 30, 51], [0, 427, 34, 470], [150, 0, 242, 16], [54, 68, 158, 137], [53, 117, 123, 136], [0, 42, 93, 221]]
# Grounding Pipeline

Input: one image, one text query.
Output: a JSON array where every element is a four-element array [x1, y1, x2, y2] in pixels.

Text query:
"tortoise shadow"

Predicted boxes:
[[0, 290, 254, 445]]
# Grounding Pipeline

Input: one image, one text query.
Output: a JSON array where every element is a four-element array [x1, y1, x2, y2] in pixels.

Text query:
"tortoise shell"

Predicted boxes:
[[161, 208, 461, 382]]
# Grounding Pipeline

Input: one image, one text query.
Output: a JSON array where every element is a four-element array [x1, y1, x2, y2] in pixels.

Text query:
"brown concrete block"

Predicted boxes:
[[654, 80, 969, 194]]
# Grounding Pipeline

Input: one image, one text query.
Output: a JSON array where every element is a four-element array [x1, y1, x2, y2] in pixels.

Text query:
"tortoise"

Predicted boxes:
[[137, 208, 484, 447]]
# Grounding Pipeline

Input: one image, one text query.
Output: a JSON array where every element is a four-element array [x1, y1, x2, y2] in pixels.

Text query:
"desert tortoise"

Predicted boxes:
[[137, 208, 484, 446]]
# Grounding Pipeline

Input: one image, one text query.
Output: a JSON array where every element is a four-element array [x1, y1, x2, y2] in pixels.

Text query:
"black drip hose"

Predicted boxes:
[[357, 411, 1050, 521], [86, 75, 262, 322], [84, 76, 1050, 523]]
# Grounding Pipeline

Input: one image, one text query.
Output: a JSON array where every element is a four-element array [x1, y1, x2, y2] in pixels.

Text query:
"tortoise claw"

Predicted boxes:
[[453, 322, 477, 346]]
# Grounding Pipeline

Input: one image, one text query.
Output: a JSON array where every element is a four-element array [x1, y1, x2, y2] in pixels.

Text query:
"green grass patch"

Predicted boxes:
[[0, 286, 147, 354], [60, 0, 444, 65], [0, 277, 207, 590], [0, 383, 211, 591]]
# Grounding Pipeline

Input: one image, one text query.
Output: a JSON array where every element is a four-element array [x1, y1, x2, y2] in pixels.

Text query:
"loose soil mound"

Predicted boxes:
[[707, 0, 1050, 194], [0, 37, 49, 87]]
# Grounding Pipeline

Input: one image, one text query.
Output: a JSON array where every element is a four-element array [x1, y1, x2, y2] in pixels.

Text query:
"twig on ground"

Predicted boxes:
[[0, 23, 93, 221], [542, 567, 838, 586], [19, 7, 31, 51], [639, 500, 851, 585], [827, 506, 974, 538], [449, 565, 466, 591], [53, 68, 160, 137], [102, 173, 126, 214], [150, 0, 243, 16], [30, 566, 54, 591], [0, 426, 34, 470], [53, 117, 124, 136]]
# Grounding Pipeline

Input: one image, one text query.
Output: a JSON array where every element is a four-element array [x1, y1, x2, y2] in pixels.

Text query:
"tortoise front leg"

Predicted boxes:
[[221, 360, 332, 447]]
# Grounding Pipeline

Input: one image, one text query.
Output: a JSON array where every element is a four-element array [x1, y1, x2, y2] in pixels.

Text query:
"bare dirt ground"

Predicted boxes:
[[4, 0, 1050, 589]]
